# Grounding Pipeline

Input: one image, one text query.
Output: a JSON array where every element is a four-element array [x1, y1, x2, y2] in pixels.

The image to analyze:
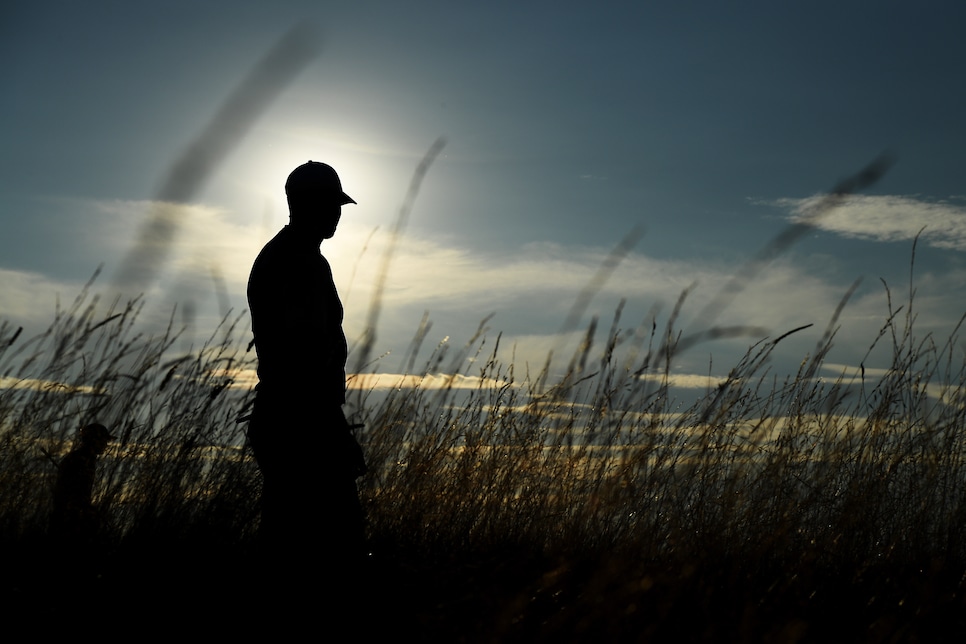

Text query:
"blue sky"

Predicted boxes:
[[3, 1, 966, 397]]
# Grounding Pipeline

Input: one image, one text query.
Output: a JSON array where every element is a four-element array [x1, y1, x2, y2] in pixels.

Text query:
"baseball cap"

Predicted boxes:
[[285, 161, 356, 205]]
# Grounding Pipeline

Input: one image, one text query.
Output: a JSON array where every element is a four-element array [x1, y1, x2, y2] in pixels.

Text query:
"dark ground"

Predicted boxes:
[[6, 531, 966, 642]]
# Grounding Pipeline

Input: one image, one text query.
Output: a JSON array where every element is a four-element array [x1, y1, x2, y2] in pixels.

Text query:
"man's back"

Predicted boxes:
[[247, 225, 347, 404]]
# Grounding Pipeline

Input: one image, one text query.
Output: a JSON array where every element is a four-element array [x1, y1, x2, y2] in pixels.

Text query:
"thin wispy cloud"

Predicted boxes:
[[776, 195, 966, 251]]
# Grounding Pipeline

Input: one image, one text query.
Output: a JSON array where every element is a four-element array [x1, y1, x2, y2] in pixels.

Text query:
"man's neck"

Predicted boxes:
[[285, 222, 324, 247]]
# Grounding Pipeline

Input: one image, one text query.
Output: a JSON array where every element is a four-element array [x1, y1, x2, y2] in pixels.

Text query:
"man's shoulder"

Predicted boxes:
[[249, 228, 328, 296], [252, 228, 298, 273], [249, 232, 286, 299], [255, 227, 293, 257]]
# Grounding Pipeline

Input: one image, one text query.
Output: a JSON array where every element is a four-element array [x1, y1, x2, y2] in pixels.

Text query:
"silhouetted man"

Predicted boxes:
[[51, 422, 113, 541], [247, 161, 367, 584]]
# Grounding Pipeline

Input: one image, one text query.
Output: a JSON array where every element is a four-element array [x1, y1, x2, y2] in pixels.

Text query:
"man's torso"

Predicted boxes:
[[247, 226, 347, 405]]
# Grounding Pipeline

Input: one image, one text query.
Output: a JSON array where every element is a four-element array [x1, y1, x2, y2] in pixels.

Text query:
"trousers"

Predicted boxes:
[[247, 386, 367, 576]]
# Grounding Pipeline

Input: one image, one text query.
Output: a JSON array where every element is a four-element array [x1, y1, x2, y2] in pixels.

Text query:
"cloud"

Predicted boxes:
[[820, 363, 891, 379], [638, 373, 731, 389], [79, 197, 892, 345], [0, 375, 102, 394], [348, 372, 509, 391], [95, 199, 262, 290], [775, 194, 966, 251], [0, 267, 87, 327], [340, 232, 881, 344], [6, 196, 965, 389]]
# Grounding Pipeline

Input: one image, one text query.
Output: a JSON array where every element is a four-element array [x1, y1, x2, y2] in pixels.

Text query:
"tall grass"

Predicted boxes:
[[354, 276, 966, 567], [3, 253, 966, 639], [0, 272, 259, 547]]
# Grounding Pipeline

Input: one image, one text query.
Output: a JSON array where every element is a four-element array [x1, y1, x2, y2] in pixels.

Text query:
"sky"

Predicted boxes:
[[3, 1, 966, 402]]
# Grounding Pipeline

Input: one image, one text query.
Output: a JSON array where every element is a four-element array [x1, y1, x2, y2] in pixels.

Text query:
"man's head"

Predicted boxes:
[[285, 161, 355, 240], [78, 423, 113, 454]]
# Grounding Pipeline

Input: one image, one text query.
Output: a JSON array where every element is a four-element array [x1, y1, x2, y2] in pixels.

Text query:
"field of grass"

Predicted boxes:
[[3, 258, 966, 641]]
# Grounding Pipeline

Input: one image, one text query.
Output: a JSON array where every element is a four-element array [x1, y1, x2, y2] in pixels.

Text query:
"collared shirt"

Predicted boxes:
[[247, 225, 347, 405]]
